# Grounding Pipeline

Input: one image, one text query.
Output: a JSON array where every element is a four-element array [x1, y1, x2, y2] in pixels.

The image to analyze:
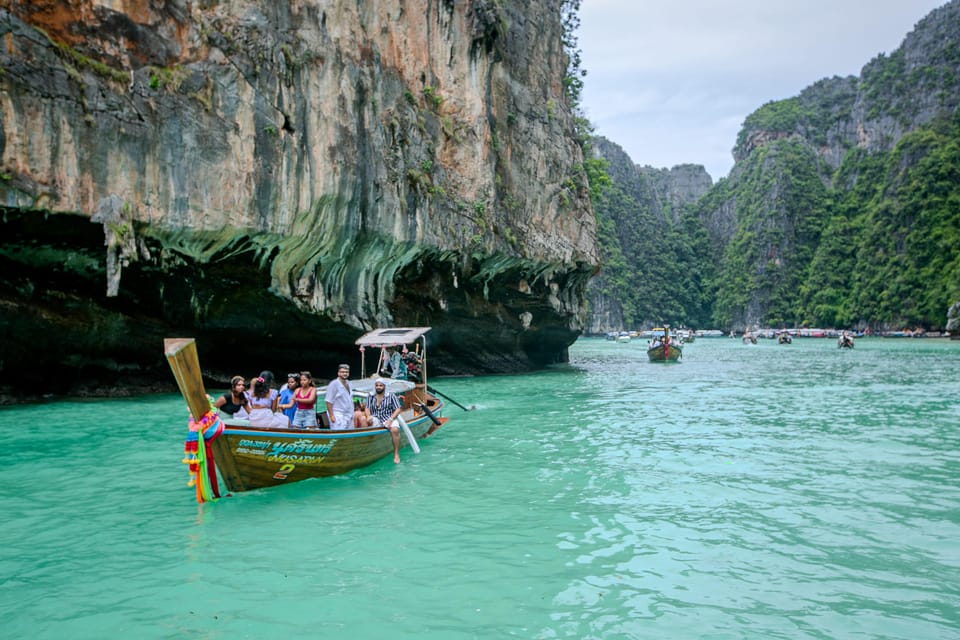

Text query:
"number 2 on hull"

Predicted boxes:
[[273, 463, 296, 480]]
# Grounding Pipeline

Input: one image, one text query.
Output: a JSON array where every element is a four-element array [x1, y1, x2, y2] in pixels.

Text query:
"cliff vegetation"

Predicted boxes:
[[0, 0, 600, 398], [588, 0, 960, 334]]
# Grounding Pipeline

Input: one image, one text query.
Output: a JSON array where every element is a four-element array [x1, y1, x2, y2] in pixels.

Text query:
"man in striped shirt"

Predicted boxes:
[[367, 378, 403, 463]]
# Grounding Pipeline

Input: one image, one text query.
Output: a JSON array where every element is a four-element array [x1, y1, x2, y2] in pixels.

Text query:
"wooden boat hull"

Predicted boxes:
[[165, 328, 453, 500], [210, 406, 445, 492], [647, 344, 682, 361]]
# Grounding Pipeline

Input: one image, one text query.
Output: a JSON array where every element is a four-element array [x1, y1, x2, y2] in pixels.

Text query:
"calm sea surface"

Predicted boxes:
[[1, 337, 958, 639]]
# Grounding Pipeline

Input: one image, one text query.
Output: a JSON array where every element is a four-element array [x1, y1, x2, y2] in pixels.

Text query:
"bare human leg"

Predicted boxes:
[[390, 425, 401, 463]]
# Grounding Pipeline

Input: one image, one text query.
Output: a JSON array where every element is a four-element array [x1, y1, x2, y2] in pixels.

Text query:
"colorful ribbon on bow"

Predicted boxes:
[[182, 410, 225, 503]]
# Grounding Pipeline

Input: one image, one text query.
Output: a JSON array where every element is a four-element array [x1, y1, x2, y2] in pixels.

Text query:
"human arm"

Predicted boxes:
[[387, 394, 403, 423], [323, 384, 336, 425], [213, 393, 226, 409], [389, 352, 404, 378], [271, 395, 279, 412]]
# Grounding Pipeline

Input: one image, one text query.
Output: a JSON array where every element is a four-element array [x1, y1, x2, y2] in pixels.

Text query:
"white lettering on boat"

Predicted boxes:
[[237, 439, 271, 449], [266, 453, 329, 465], [268, 439, 334, 455], [234, 439, 334, 455], [234, 438, 336, 464]]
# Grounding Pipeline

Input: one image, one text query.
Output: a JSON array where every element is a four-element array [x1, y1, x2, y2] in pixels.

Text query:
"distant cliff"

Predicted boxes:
[[590, 0, 960, 334], [585, 137, 712, 334], [693, 0, 960, 331], [0, 0, 599, 397]]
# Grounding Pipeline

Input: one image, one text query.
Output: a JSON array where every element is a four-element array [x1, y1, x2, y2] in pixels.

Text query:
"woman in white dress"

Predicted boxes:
[[247, 375, 289, 429]]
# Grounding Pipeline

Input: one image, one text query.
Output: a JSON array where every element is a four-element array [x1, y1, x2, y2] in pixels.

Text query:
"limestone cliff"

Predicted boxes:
[[692, 0, 960, 332], [585, 137, 711, 334], [0, 0, 598, 396]]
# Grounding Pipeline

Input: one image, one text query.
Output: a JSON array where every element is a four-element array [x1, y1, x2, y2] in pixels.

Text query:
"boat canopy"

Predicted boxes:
[[349, 378, 417, 394], [355, 327, 432, 347]]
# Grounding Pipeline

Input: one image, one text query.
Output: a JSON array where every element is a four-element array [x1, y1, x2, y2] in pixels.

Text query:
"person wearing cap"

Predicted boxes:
[[324, 363, 354, 430], [367, 378, 404, 463]]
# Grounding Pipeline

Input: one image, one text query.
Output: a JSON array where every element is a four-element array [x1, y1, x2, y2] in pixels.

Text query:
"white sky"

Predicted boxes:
[[576, 0, 948, 180]]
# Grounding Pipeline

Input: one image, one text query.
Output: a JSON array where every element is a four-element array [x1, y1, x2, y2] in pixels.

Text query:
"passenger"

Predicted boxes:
[[247, 375, 288, 428], [277, 373, 298, 426], [403, 351, 422, 382], [214, 375, 250, 419], [324, 363, 354, 430], [381, 346, 407, 380], [292, 371, 318, 429], [367, 378, 404, 463], [353, 399, 374, 428], [246, 370, 275, 402]]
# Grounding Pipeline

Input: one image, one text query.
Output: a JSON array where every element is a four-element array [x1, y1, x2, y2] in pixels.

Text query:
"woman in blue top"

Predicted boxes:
[[277, 373, 298, 426]]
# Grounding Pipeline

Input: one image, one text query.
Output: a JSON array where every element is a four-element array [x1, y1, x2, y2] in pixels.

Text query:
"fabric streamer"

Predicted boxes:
[[182, 410, 225, 503]]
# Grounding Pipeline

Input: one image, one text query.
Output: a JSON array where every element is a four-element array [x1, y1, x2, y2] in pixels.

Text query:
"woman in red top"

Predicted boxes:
[[291, 371, 318, 429]]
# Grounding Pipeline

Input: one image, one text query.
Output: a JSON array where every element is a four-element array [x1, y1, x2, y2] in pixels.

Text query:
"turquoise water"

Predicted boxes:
[[1, 337, 958, 639]]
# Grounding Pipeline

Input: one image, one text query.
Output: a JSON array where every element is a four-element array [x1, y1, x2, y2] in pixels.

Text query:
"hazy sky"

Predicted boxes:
[[576, 0, 948, 180]]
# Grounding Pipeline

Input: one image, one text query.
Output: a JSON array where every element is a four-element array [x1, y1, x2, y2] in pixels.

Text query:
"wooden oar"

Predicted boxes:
[[396, 416, 421, 453], [164, 338, 211, 421], [417, 402, 443, 426], [427, 385, 475, 411]]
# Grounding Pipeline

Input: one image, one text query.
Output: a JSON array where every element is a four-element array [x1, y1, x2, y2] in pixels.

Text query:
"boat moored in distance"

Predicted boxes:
[[696, 329, 725, 338], [647, 326, 682, 362], [165, 327, 448, 501], [837, 331, 855, 349]]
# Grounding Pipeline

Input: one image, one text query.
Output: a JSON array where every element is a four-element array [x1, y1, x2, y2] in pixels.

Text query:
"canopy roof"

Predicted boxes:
[[350, 378, 417, 394], [355, 327, 432, 347]]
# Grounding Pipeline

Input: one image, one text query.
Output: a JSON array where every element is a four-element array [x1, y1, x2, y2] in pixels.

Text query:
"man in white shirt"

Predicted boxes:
[[324, 364, 354, 430]]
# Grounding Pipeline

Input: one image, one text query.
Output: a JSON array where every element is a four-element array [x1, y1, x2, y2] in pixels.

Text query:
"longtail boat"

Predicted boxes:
[[837, 332, 855, 349], [647, 326, 682, 362], [165, 327, 447, 501]]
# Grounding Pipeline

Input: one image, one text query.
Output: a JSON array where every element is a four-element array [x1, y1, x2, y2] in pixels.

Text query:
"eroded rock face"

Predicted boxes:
[[584, 138, 712, 334], [0, 1, 598, 397], [947, 302, 960, 334]]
